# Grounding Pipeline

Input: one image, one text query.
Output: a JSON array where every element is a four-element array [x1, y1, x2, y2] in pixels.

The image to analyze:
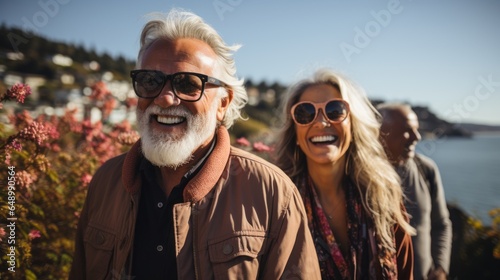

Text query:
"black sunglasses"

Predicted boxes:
[[291, 99, 350, 126], [130, 70, 226, 102]]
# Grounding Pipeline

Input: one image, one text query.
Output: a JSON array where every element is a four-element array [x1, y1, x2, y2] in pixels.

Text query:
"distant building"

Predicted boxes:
[[51, 54, 73, 67], [247, 87, 260, 106]]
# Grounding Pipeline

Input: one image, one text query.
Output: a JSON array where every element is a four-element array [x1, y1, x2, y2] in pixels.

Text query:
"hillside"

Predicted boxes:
[[459, 123, 500, 133], [0, 24, 135, 81]]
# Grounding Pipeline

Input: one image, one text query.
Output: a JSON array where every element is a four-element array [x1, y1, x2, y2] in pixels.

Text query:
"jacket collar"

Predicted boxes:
[[122, 126, 231, 202]]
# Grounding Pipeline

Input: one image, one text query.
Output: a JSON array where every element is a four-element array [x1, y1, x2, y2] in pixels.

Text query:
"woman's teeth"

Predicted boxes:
[[310, 135, 337, 143]]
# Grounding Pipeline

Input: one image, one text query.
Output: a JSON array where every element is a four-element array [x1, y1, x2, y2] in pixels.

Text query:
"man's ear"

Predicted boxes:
[[217, 89, 233, 122]]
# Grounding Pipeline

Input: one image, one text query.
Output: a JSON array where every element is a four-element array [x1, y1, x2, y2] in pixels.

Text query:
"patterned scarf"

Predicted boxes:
[[297, 174, 398, 279]]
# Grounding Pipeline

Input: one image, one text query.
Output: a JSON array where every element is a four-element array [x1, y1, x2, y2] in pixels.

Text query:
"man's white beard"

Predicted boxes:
[[136, 100, 219, 169]]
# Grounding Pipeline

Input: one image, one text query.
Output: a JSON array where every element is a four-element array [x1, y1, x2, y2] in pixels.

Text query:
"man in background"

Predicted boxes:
[[378, 103, 452, 280]]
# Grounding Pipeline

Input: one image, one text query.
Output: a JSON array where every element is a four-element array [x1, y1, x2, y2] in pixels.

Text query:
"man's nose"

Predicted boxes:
[[410, 128, 421, 142], [154, 82, 181, 107]]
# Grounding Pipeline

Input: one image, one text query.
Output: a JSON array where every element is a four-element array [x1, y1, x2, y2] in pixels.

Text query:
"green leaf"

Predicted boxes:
[[25, 268, 38, 280]]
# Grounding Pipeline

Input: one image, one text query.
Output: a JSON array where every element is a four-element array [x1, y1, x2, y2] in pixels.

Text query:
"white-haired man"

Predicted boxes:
[[70, 9, 320, 279]]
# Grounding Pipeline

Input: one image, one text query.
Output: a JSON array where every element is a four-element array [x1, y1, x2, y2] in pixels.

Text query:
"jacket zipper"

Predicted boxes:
[[192, 202, 199, 280], [126, 197, 137, 278]]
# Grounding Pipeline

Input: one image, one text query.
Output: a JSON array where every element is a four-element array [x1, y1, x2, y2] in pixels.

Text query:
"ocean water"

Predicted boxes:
[[416, 133, 500, 225]]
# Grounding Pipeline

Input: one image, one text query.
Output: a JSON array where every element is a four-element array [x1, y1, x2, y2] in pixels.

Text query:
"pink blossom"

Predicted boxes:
[[51, 143, 61, 152], [10, 139, 22, 151], [16, 170, 35, 190], [101, 96, 117, 120], [10, 110, 33, 128], [82, 120, 102, 142], [4, 144, 17, 165], [117, 131, 140, 145], [63, 109, 82, 133], [48, 126, 60, 139], [125, 97, 138, 109], [252, 141, 272, 153], [18, 121, 50, 146], [81, 173, 93, 187], [0, 227, 5, 241], [6, 83, 32, 103], [36, 116, 60, 140], [112, 120, 132, 134], [236, 137, 251, 147], [82, 119, 101, 131], [82, 126, 120, 163], [89, 81, 111, 101], [29, 229, 41, 240], [93, 137, 118, 163], [4, 150, 12, 165]]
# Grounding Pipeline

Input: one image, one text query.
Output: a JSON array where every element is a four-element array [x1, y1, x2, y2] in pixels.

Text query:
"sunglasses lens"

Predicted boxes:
[[173, 73, 203, 101], [134, 71, 164, 98], [325, 101, 348, 122], [293, 103, 317, 125]]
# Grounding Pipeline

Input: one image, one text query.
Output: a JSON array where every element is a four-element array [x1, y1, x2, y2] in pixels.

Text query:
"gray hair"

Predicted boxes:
[[137, 9, 247, 128], [376, 102, 413, 124]]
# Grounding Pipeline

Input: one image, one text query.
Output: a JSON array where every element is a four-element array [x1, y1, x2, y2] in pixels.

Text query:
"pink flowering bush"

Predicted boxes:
[[0, 83, 138, 279], [252, 141, 273, 153], [89, 81, 117, 122], [28, 230, 41, 241], [233, 136, 274, 162], [235, 137, 251, 147], [4, 83, 32, 104]]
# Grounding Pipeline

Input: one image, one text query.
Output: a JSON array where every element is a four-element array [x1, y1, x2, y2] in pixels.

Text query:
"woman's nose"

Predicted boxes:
[[313, 110, 331, 127]]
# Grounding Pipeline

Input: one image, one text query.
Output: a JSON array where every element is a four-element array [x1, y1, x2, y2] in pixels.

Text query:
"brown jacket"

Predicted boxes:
[[70, 127, 321, 279]]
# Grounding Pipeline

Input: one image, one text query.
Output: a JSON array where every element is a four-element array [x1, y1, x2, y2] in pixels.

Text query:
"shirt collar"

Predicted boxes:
[[183, 134, 216, 180]]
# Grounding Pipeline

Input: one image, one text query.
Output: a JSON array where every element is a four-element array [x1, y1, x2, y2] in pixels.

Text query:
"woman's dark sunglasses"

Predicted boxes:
[[291, 99, 350, 126], [130, 70, 226, 102]]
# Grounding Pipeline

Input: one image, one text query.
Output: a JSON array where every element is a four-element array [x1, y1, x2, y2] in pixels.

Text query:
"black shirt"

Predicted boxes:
[[131, 138, 216, 279]]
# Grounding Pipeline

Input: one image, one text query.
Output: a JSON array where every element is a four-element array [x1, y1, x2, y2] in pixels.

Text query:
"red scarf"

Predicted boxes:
[[297, 175, 398, 279]]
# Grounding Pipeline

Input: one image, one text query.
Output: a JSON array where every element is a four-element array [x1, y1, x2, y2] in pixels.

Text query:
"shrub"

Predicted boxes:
[[0, 83, 138, 279], [448, 204, 500, 280]]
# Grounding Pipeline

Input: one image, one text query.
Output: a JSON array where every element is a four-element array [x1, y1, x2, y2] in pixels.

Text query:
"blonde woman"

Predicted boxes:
[[275, 69, 415, 279]]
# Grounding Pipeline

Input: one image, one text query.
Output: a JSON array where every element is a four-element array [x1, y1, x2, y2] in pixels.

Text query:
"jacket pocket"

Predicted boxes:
[[208, 232, 267, 279], [83, 224, 116, 279]]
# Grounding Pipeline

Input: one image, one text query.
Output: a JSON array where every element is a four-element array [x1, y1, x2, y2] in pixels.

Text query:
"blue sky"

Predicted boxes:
[[1, 0, 500, 125]]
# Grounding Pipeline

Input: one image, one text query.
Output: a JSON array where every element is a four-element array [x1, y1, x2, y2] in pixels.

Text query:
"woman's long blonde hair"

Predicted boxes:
[[274, 69, 415, 252]]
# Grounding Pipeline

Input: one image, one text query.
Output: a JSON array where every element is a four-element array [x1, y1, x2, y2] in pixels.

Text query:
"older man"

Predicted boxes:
[[378, 103, 452, 280], [70, 9, 320, 279]]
